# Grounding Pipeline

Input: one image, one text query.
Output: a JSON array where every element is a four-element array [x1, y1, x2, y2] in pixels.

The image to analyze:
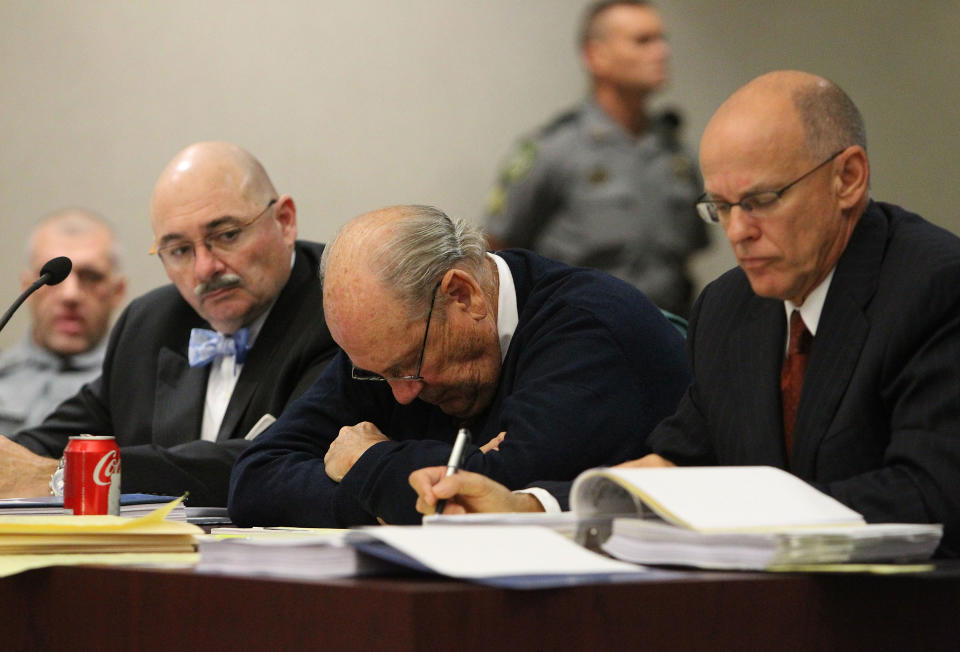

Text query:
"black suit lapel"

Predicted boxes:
[[736, 298, 789, 465], [217, 373, 258, 440], [790, 297, 869, 475], [791, 203, 887, 476], [154, 346, 208, 447], [215, 245, 311, 440]]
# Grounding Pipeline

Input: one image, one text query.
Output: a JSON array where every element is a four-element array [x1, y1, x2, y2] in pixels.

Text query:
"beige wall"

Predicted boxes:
[[1, 0, 957, 348]]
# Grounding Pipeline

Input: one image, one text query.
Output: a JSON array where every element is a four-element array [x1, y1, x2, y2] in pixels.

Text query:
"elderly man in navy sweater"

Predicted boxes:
[[228, 204, 689, 526]]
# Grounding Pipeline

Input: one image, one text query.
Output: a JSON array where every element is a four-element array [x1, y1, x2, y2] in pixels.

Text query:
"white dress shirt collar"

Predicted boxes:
[[488, 252, 518, 363], [784, 266, 835, 339]]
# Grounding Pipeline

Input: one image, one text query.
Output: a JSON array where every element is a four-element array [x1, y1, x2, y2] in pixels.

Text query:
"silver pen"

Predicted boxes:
[[434, 427, 471, 515]]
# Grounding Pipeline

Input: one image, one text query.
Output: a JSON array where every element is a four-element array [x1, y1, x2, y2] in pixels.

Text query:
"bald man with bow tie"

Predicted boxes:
[[2, 142, 338, 505]]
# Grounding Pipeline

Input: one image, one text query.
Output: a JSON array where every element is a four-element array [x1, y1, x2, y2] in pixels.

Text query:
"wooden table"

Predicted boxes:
[[2, 563, 959, 651]]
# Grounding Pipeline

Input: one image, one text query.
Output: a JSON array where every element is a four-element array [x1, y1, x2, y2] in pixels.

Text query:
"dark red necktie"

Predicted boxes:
[[780, 310, 812, 461]]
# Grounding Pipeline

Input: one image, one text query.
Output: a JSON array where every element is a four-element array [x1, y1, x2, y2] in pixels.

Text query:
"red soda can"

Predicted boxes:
[[63, 435, 121, 515]]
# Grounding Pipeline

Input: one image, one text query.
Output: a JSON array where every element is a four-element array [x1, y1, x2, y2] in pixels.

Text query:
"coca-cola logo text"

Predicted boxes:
[[93, 450, 121, 486]]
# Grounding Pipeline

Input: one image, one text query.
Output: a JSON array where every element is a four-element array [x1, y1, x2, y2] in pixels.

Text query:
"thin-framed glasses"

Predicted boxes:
[[351, 281, 442, 382], [695, 149, 846, 224], [149, 199, 278, 268]]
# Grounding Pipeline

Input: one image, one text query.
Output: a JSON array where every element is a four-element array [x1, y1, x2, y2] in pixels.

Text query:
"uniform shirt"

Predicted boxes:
[[0, 337, 105, 435], [484, 99, 708, 317]]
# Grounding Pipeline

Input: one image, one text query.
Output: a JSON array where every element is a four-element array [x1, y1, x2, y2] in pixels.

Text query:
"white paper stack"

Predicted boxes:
[[197, 530, 391, 580], [0, 494, 188, 520]]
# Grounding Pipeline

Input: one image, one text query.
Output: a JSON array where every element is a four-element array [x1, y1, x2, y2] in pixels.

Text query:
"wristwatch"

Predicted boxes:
[[49, 456, 65, 497]]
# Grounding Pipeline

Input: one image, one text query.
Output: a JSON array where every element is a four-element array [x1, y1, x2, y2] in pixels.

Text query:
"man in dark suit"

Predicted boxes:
[[0, 141, 338, 505], [409, 71, 960, 555]]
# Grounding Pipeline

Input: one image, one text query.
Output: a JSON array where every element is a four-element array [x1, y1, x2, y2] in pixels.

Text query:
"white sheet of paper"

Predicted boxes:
[[244, 414, 277, 440], [363, 525, 643, 578]]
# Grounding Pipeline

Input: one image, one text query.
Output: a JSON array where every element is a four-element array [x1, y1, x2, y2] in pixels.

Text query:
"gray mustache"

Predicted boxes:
[[195, 274, 243, 297]]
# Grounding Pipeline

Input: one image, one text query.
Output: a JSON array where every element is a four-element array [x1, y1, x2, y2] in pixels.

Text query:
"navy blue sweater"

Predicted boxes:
[[228, 249, 690, 526]]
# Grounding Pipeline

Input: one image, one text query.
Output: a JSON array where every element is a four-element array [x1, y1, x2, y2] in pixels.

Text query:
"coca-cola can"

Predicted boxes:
[[63, 435, 121, 515]]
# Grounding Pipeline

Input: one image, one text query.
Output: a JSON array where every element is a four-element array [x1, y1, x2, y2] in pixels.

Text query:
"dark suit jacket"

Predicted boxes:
[[643, 201, 960, 555], [14, 241, 338, 506]]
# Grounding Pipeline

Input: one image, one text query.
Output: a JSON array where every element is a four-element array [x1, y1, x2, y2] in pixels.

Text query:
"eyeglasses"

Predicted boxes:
[[72, 268, 116, 292], [351, 282, 441, 382], [42, 266, 113, 290], [695, 149, 845, 224], [149, 199, 278, 268]]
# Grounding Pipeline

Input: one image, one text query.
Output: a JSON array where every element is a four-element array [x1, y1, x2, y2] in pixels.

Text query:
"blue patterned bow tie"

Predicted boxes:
[[188, 328, 251, 368]]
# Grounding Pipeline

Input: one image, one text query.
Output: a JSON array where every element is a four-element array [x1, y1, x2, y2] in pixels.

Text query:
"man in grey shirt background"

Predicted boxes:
[[0, 210, 126, 434], [484, 1, 707, 317]]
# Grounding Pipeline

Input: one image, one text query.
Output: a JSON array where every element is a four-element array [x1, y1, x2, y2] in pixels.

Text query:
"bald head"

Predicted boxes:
[[150, 141, 277, 229], [322, 207, 417, 352], [703, 71, 866, 167]]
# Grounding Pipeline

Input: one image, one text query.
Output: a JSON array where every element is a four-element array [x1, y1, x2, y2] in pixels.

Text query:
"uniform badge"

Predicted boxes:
[[588, 165, 609, 184], [502, 140, 538, 184], [485, 185, 507, 216], [672, 154, 695, 181]]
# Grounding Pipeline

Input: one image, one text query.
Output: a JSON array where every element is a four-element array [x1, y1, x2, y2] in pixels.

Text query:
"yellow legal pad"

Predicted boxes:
[[0, 497, 201, 555]]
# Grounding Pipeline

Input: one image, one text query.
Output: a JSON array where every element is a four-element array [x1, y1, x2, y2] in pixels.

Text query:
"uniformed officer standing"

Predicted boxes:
[[484, 0, 707, 317]]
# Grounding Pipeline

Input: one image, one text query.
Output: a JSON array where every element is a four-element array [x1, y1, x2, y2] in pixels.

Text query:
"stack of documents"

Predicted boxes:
[[604, 520, 942, 569], [198, 528, 389, 580], [0, 499, 202, 578], [0, 494, 188, 520], [569, 466, 942, 570], [196, 525, 648, 588], [0, 499, 201, 555]]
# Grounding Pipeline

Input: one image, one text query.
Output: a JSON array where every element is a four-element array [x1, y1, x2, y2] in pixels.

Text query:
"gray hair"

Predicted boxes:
[[792, 79, 867, 159], [579, 1, 653, 49], [373, 206, 488, 317], [26, 208, 124, 271], [320, 205, 490, 317]]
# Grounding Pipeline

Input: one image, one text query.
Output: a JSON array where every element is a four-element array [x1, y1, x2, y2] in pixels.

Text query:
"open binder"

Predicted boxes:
[[569, 466, 942, 569]]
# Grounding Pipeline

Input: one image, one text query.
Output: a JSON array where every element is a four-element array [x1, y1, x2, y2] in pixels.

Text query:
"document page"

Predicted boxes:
[[571, 466, 865, 532], [360, 525, 644, 581]]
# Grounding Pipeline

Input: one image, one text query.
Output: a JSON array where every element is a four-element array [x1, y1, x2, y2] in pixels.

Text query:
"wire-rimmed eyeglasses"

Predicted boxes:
[[149, 199, 278, 268], [351, 281, 442, 382], [695, 149, 845, 224]]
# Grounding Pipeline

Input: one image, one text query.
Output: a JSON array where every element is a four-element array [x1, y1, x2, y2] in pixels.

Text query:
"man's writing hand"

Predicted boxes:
[[409, 466, 543, 516]]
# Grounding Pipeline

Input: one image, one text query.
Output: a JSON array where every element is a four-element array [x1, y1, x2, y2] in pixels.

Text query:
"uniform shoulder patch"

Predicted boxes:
[[485, 184, 508, 216], [500, 139, 539, 184]]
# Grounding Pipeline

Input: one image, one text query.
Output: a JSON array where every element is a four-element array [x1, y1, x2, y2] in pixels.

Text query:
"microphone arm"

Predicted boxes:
[[0, 256, 73, 335]]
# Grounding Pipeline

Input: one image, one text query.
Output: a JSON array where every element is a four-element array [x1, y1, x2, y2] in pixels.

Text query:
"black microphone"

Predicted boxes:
[[0, 256, 73, 335], [39, 256, 73, 286]]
